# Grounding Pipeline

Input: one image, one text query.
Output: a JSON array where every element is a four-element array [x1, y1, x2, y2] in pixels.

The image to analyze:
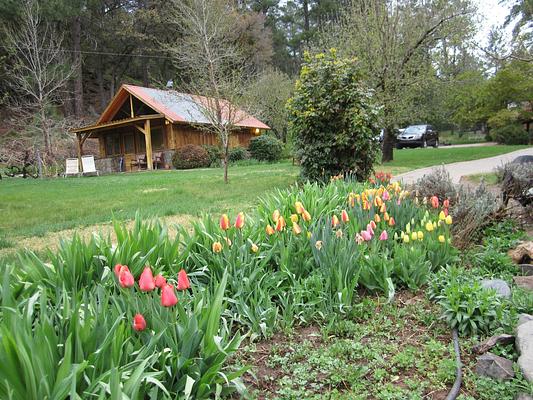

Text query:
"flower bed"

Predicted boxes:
[[0, 176, 457, 398]]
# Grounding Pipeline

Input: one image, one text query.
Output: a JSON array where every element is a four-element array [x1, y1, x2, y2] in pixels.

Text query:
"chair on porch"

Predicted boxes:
[[81, 155, 100, 176], [63, 158, 80, 177], [131, 154, 147, 171], [152, 151, 163, 169]]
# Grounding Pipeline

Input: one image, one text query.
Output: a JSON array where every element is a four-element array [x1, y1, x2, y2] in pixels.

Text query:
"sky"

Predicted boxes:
[[474, 0, 514, 46]]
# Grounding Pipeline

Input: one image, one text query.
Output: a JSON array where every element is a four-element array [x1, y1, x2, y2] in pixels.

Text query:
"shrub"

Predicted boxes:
[[497, 161, 533, 207], [413, 166, 457, 204], [287, 49, 380, 182], [172, 144, 210, 169], [228, 146, 250, 162], [491, 123, 529, 145], [202, 145, 222, 167], [248, 135, 283, 162]]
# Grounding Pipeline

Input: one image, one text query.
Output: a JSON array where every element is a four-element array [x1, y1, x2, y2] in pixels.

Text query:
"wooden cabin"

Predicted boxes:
[[71, 84, 270, 172]]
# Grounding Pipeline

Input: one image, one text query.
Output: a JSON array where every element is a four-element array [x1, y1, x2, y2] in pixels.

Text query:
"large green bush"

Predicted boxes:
[[287, 49, 380, 182], [202, 144, 222, 166], [248, 135, 283, 161], [172, 144, 210, 169], [228, 146, 250, 162], [491, 123, 529, 145]]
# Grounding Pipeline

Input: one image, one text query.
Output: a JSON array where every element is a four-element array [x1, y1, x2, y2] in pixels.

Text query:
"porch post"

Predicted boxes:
[[76, 132, 83, 171], [144, 119, 153, 170]]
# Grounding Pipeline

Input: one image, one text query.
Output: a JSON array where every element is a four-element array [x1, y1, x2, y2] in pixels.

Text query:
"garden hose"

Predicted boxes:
[[445, 328, 462, 400]]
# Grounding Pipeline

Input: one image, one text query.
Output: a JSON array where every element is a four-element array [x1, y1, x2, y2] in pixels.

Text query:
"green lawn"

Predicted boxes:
[[378, 144, 530, 175], [438, 130, 487, 145], [0, 162, 299, 239]]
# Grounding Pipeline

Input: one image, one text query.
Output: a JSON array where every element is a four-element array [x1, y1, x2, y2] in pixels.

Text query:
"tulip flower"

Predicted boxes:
[[154, 274, 166, 288], [212, 241, 223, 253], [315, 240, 323, 250], [366, 224, 374, 235], [349, 196, 355, 207], [425, 222, 434, 232], [380, 203, 387, 213], [361, 230, 372, 241], [234, 212, 245, 229], [417, 231, 424, 240], [272, 209, 280, 222], [438, 235, 446, 243], [411, 232, 417, 241], [119, 268, 135, 288], [383, 212, 390, 222], [341, 209, 349, 223], [430, 196, 439, 209], [161, 284, 178, 307], [443, 199, 450, 208], [382, 190, 390, 201], [292, 221, 302, 235], [133, 313, 147, 331], [302, 209, 312, 222], [444, 208, 449, 217], [177, 269, 191, 291], [370, 220, 377, 230], [336, 229, 343, 238], [307, 231, 312, 239], [374, 214, 381, 223], [266, 224, 275, 235], [379, 230, 388, 241], [331, 215, 340, 227], [295, 201, 304, 214], [114, 264, 127, 278], [403, 234, 410, 244], [276, 216, 286, 231], [375, 196, 383, 207], [355, 233, 364, 244], [251, 243, 259, 253], [139, 267, 156, 292], [445, 215, 453, 225], [439, 211, 446, 221], [220, 214, 230, 230], [225, 237, 232, 247], [388, 217, 396, 226], [290, 214, 299, 223]]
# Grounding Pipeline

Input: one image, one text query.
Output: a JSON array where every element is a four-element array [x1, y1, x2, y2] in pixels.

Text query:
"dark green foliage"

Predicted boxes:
[[287, 49, 380, 182], [172, 144, 211, 169], [248, 135, 283, 161], [492, 124, 530, 145], [202, 145, 222, 166], [228, 146, 250, 162]]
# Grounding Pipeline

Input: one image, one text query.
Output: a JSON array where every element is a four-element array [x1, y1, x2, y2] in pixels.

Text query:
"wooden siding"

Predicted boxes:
[[171, 123, 255, 149]]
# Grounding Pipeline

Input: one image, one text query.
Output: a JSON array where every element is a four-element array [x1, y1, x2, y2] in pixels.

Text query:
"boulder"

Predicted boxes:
[[518, 314, 533, 327], [475, 352, 515, 380], [509, 242, 533, 265], [481, 279, 512, 298], [514, 276, 533, 292], [516, 320, 533, 382]]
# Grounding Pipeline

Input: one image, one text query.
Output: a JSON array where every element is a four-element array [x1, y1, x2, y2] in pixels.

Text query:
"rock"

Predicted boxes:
[[475, 352, 515, 380], [521, 264, 533, 276], [516, 394, 533, 400], [516, 320, 533, 382], [473, 334, 515, 355], [512, 155, 533, 164], [519, 314, 533, 327], [481, 279, 512, 298], [514, 276, 533, 292], [509, 242, 533, 265]]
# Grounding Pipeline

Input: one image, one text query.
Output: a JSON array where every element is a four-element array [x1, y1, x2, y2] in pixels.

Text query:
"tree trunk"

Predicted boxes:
[[40, 105, 52, 159], [223, 143, 229, 184], [302, 0, 310, 41], [72, 15, 83, 117], [97, 60, 106, 111], [381, 127, 394, 162]]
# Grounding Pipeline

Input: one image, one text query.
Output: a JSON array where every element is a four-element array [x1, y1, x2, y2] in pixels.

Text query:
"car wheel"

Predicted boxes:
[[396, 144, 402, 149], [422, 138, 427, 148], [433, 139, 439, 148]]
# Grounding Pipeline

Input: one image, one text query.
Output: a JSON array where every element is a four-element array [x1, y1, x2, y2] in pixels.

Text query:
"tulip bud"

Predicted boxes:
[[161, 284, 178, 307], [341, 209, 349, 223], [292, 221, 302, 235], [443, 199, 450, 208], [439, 211, 446, 221], [445, 215, 452, 225], [133, 313, 147, 331], [370, 220, 377, 230], [251, 243, 259, 253], [438, 235, 446, 243], [430, 196, 439, 209], [388, 217, 395, 226], [220, 214, 230, 231], [276, 216, 286, 231], [139, 267, 155, 292], [272, 209, 280, 222], [119, 268, 135, 288], [425, 222, 434, 232], [374, 214, 381, 223], [154, 274, 166, 288], [290, 214, 299, 223], [383, 212, 390, 222], [417, 231, 424, 240], [379, 230, 388, 241], [382, 190, 390, 201], [266, 224, 275, 235], [177, 269, 191, 291], [331, 215, 340, 227], [234, 212, 245, 229], [295, 201, 304, 214], [403, 234, 410, 243], [411, 232, 417, 241], [302, 209, 311, 222]]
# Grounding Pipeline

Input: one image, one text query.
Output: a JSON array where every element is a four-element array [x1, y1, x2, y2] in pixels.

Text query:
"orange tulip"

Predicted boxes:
[[266, 224, 275, 235], [272, 209, 280, 222], [383, 212, 390, 222], [276, 216, 286, 231], [220, 214, 230, 230], [295, 201, 304, 214], [375, 196, 383, 207], [332, 215, 340, 227], [341, 209, 349, 223], [302, 209, 311, 222], [388, 217, 396, 226], [292, 222, 302, 235], [370, 220, 377, 229], [374, 214, 381, 223], [235, 212, 245, 229], [212, 241, 223, 252], [380, 203, 387, 213]]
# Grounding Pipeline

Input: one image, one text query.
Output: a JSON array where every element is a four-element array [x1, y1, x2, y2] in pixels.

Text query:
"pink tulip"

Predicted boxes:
[[133, 313, 147, 331], [379, 230, 388, 241], [139, 267, 155, 292], [366, 224, 374, 235], [161, 284, 178, 307], [118, 268, 135, 288], [361, 230, 372, 241], [382, 190, 390, 201], [430, 196, 439, 209], [370, 220, 377, 230], [154, 274, 167, 288], [177, 269, 191, 291], [114, 264, 128, 278]]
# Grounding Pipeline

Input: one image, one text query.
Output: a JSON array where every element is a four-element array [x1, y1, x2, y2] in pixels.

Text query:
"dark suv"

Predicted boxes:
[[396, 125, 439, 149]]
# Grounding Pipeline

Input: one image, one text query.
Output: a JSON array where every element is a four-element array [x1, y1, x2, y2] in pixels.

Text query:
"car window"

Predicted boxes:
[[404, 125, 425, 134]]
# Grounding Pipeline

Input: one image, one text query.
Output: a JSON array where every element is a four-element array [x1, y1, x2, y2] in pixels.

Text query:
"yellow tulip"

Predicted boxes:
[[403, 234, 410, 243], [290, 214, 299, 223], [374, 214, 381, 223], [292, 222, 302, 235], [251, 243, 259, 253], [272, 209, 280, 222], [445, 215, 453, 225], [411, 232, 417, 241], [383, 212, 390, 222], [439, 211, 446, 221], [307, 231, 312, 239], [417, 231, 424, 240], [425, 222, 434, 232], [438, 235, 446, 243]]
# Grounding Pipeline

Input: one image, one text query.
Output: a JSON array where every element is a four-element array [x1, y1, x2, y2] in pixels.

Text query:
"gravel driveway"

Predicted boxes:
[[393, 147, 533, 184]]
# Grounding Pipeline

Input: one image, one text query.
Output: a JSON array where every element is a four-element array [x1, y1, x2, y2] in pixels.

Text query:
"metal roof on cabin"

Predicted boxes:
[[122, 84, 270, 129]]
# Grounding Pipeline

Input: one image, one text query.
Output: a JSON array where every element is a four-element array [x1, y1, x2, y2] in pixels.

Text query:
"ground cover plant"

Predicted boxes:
[[1, 174, 462, 398]]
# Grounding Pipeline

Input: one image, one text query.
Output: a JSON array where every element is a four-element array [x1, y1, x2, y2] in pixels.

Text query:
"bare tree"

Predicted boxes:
[[167, 0, 253, 183], [4, 0, 76, 159]]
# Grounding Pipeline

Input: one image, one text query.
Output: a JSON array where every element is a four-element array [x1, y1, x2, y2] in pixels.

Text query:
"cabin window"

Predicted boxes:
[[124, 133, 135, 154], [152, 127, 164, 150], [105, 134, 121, 155], [137, 132, 146, 153]]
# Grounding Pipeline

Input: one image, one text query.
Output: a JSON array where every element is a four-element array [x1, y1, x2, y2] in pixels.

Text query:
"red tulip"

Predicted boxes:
[[220, 214, 230, 230], [430, 196, 439, 209], [443, 199, 450, 208], [154, 274, 167, 288], [139, 267, 155, 292], [235, 212, 245, 229], [177, 269, 191, 291], [119, 268, 135, 288], [161, 284, 178, 307], [341, 210, 349, 223], [133, 313, 146, 331]]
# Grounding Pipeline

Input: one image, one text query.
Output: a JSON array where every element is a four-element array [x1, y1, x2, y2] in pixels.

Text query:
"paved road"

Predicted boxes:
[[393, 147, 533, 184], [442, 142, 497, 149]]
